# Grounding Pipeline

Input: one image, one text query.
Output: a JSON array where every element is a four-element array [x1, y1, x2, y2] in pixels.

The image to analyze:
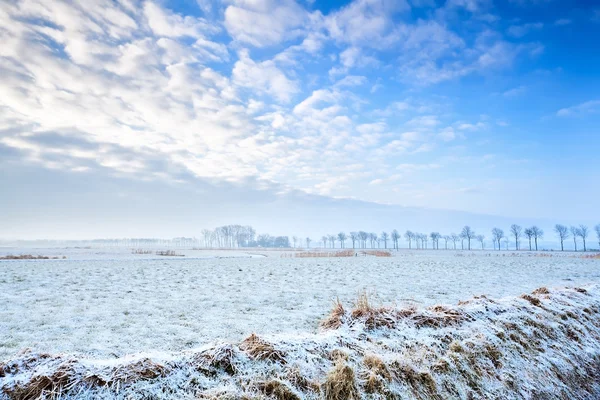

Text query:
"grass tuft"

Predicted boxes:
[[320, 299, 345, 330], [256, 380, 300, 400], [322, 362, 359, 400], [240, 333, 286, 364]]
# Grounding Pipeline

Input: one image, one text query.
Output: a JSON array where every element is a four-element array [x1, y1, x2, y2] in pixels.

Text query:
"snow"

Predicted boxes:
[[2, 285, 600, 399], [1, 248, 599, 360]]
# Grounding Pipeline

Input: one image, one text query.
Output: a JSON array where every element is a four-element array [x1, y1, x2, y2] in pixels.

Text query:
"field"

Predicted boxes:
[[1, 248, 600, 398]]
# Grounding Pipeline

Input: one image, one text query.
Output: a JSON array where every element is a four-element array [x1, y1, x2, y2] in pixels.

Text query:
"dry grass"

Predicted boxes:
[[362, 250, 392, 257], [320, 299, 346, 330], [322, 362, 359, 400], [412, 305, 465, 329], [285, 366, 320, 392], [350, 292, 396, 330], [194, 344, 238, 375], [256, 380, 300, 400], [581, 253, 600, 259], [240, 334, 286, 364], [389, 361, 440, 400], [521, 294, 542, 307], [156, 250, 184, 257], [293, 250, 354, 258], [110, 358, 169, 385], [0, 254, 63, 260], [532, 287, 550, 295], [3, 360, 76, 399], [361, 354, 391, 394]]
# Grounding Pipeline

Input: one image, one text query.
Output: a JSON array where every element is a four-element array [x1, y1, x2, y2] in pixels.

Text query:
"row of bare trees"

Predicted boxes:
[[554, 224, 598, 252], [313, 224, 600, 251], [196, 223, 600, 251]]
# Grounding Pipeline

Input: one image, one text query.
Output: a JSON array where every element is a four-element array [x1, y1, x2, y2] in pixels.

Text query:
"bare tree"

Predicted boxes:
[[381, 232, 389, 249], [524, 228, 534, 251], [292, 236, 298, 248], [492, 228, 504, 251], [430, 232, 441, 249], [306, 237, 311, 248], [578, 225, 589, 252], [391, 229, 400, 250], [443, 235, 450, 250], [405, 231, 414, 249], [570, 226, 580, 251], [350, 232, 358, 249], [461, 226, 475, 250], [369, 233, 377, 248], [596, 224, 600, 249], [450, 233, 459, 250], [554, 225, 569, 251], [359, 231, 369, 249], [322, 236, 328, 248], [337, 232, 347, 248], [328, 235, 336, 249], [510, 224, 522, 250], [531, 226, 543, 251], [503, 237, 509, 250], [476, 234, 485, 250]]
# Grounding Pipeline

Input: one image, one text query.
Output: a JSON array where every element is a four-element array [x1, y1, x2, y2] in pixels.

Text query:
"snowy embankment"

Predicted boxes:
[[2, 286, 600, 399]]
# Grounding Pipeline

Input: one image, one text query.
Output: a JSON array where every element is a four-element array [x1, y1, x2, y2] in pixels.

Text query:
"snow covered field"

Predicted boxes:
[[1, 248, 599, 360]]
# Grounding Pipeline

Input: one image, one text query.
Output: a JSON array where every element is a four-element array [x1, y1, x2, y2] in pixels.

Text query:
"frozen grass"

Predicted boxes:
[[1, 250, 600, 360], [2, 287, 600, 399]]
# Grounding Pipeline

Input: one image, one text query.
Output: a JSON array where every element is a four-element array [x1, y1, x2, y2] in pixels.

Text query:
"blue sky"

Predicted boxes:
[[0, 0, 599, 238]]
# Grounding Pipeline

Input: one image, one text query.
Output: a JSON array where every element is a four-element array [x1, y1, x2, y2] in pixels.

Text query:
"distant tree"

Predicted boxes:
[[381, 232, 389, 249], [570, 226, 580, 251], [405, 231, 414, 249], [443, 235, 450, 250], [596, 224, 600, 249], [492, 228, 504, 251], [350, 232, 358, 249], [460, 232, 465, 250], [503, 237, 509, 250], [328, 235, 336, 249], [476, 234, 485, 250], [359, 231, 369, 248], [369, 233, 377, 248], [391, 229, 400, 250], [422, 233, 428, 249], [306, 237, 311, 248], [524, 228, 534, 251], [337, 232, 347, 248], [554, 225, 569, 251], [510, 224, 522, 250], [578, 225, 589, 252], [292, 236, 298, 248], [450, 233, 459, 250], [531, 226, 543, 251], [430, 232, 441, 249], [461, 226, 475, 250], [322, 236, 328, 248]]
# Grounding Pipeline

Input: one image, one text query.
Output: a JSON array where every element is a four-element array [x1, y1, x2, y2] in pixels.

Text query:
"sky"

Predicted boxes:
[[1, 0, 599, 239]]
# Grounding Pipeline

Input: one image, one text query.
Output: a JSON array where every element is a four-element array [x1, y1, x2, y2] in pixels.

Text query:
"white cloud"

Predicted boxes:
[[554, 19, 572, 26], [556, 100, 600, 117], [144, 2, 216, 38], [232, 50, 299, 103], [224, 0, 308, 47], [507, 22, 543, 38], [502, 86, 527, 97]]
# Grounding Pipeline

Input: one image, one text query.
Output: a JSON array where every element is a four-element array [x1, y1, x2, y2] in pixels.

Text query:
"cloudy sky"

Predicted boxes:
[[1, 0, 599, 239]]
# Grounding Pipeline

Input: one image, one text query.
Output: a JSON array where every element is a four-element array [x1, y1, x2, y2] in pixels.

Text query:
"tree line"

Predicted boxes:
[[312, 223, 600, 252]]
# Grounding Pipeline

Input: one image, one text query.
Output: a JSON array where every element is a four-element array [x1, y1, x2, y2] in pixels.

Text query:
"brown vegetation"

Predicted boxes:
[[292, 250, 354, 258], [322, 362, 359, 400], [239, 334, 286, 363], [0, 254, 64, 260], [256, 380, 300, 400], [320, 300, 345, 330]]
